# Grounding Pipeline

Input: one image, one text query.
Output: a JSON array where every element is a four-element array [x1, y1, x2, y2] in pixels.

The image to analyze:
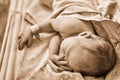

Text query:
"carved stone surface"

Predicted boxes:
[[1, 0, 120, 80]]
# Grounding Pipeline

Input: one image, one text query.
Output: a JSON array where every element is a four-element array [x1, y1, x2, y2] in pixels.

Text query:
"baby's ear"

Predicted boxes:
[[78, 31, 92, 38]]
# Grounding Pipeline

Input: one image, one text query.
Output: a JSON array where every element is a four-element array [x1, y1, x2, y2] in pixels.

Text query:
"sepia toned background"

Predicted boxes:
[[0, 0, 10, 49], [1, 0, 120, 80]]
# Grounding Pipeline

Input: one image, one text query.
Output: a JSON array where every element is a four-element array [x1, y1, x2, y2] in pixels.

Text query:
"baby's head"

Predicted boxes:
[[73, 31, 116, 75], [77, 31, 116, 64]]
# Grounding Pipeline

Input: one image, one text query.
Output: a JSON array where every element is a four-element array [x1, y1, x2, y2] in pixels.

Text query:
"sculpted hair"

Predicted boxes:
[[84, 37, 116, 66], [79, 37, 116, 75]]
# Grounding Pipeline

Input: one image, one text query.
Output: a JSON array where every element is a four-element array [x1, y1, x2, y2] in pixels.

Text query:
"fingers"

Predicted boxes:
[[18, 38, 27, 50], [57, 60, 72, 71], [57, 61, 68, 66], [49, 59, 72, 72], [60, 65, 72, 71], [50, 54, 65, 63], [57, 55, 65, 61], [50, 54, 66, 68], [18, 32, 25, 50], [18, 45, 24, 50], [57, 67, 64, 72], [48, 59, 64, 72], [27, 37, 33, 47], [19, 40, 25, 50], [18, 38, 22, 43], [18, 27, 34, 50]]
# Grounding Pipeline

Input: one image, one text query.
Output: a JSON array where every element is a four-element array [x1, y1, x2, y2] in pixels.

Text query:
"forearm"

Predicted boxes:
[[49, 35, 61, 57], [29, 19, 54, 35]]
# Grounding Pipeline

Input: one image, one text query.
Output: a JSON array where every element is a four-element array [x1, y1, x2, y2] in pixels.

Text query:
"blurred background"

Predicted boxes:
[[0, 0, 10, 49]]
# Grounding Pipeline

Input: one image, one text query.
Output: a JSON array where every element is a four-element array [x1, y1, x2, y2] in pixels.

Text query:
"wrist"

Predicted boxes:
[[29, 24, 40, 35]]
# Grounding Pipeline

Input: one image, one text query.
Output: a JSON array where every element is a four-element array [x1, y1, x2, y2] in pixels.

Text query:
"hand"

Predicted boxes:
[[50, 54, 72, 72], [50, 54, 66, 65], [18, 27, 33, 50]]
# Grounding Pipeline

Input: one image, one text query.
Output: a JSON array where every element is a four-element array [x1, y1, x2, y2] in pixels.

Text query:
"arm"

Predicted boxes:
[[30, 19, 55, 35], [49, 36, 72, 72], [48, 34, 64, 72], [49, 34, 61, 56], [18, 19, 55, 50], [49, 34, 69, 63]]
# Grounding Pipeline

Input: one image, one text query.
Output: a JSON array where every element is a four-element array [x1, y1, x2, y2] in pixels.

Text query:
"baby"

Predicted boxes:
[[18, 17, 116, 76], [49, 31, 116, 76]]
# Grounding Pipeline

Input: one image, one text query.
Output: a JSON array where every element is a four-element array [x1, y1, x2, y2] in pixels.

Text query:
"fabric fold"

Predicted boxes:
[[1, 0, 120, 80]]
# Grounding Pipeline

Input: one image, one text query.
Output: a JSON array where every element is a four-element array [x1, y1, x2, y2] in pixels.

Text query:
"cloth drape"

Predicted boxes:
[[1, 0, 120, 80]]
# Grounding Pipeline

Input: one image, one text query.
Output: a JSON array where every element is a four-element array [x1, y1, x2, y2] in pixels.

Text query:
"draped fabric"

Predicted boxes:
[[0, 1, 10, 51], [0, 0, 10, 4], [0, 0, 25, 80], [1, 0, 120, 80]]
